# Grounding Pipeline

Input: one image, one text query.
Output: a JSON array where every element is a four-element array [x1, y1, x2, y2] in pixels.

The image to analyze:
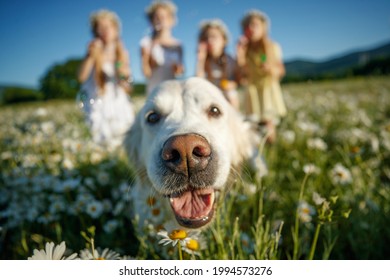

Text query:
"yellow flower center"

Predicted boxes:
[[336, 171, 347, 179], [186, 239, 199, 251], [169, 229, 187, 240], [152, 208, 160, 216], [147, 196, 156, 206]]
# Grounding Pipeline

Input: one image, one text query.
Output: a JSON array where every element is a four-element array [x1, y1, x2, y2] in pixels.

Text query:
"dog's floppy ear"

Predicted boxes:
[[228, 110, 261, 167], [124, 112, 143, 167]]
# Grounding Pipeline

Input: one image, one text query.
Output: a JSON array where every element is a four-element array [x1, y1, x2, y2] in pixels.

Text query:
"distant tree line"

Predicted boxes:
[[1, 58, 145, 105], [282, 56, 390, 83], [1, 56, 389, 105]]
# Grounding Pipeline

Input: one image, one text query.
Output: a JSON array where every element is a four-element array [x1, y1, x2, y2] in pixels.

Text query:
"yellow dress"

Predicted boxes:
[[242, 42, 287, 123]]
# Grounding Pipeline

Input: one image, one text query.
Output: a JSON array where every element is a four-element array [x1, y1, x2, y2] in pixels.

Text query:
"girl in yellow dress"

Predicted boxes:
[[236, 10, 287, 143]]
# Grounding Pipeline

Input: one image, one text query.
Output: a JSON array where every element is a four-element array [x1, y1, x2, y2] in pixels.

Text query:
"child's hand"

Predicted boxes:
[[172, 63, 184, 77], [260, 62, 271, 74], [197, 42, 208, 62], [236, 36, 248, 66], [88, 39, 103, 58]]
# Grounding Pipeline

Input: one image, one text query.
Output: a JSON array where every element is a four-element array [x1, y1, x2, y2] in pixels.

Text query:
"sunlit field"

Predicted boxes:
[[1, 77, 389, 260]]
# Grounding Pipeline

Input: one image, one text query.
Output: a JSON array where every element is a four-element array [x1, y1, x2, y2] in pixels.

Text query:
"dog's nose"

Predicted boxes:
[[162, 134, 211, 176]]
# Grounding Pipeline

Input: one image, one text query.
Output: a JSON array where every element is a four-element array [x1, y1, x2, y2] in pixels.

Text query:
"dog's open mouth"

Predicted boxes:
[[169, 187, 215, 228]]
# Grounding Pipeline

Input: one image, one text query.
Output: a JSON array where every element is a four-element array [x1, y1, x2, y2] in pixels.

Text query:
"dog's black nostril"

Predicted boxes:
[[162, 148, 180, 162], [169, 149, 181, 163]]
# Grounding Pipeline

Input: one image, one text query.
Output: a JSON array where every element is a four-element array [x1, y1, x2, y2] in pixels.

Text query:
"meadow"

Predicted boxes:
[[0, 77, 389, 260]]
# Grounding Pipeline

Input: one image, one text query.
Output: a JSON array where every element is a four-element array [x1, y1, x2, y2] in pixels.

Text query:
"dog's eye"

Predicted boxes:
[[208, 105, 222, 118], [146, 111, 161, 124]]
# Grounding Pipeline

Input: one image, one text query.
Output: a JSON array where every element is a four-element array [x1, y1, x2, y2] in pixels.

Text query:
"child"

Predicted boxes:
[[78, 9, 135, 148], [140, 0, 184, 95], [196, 19, 240, 109], [236, 10, 287, 143]]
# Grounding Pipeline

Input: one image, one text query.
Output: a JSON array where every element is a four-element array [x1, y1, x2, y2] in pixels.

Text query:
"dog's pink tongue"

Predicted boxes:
[[170, 189, 214, 219]]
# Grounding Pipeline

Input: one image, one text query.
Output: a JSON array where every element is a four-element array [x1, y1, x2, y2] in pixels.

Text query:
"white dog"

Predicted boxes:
[[125, 77, 264, 231]]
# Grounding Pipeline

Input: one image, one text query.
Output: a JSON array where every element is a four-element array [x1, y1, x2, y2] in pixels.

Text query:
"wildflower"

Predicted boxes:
[[40, 121, 55, 135], [297, 121, 320, 134], [182, 230, 205, 256], [158, 229, 188, 247], [28, 241, 78, 260], [103, 219, 119, 233], [307, 137, 328, 151], [34, 108, 48, 117], [281, 130, 296, 143], [84, 177, 95, 188], [49, 199, 66, 214], [79, 247, 120, 260], [298, 201, 315, 223], [312, 192, 326, 206], [85, 200, 104, 219], [182, 239, 202, 256], [37, 212, 59, 224], [303, 164, 320, 175], [90, 151, 104, 164], [54, 178, 80, 193], [97, 171, 110, 186], [62, 157, 74, 169], [330, 163, 352, 185]]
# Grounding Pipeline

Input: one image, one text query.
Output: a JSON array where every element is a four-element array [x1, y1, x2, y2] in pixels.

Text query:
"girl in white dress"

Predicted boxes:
[[78, 10, 135, 148], [140, 1, 184, 95]]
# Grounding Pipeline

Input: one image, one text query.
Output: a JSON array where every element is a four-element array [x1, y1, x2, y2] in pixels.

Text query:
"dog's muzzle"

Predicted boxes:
[[161, 134, 216, 228]]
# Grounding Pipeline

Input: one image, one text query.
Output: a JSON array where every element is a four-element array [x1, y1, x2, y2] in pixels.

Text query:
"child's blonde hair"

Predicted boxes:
[[88, 10, 128, 92], [241, 9, 270, 34], [145, 0, 177, 22], [90, 9, 121, 37], [198, 19, 230, 44]]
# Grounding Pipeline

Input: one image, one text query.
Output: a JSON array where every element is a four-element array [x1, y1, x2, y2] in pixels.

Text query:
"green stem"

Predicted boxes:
[[292, 173, 309, 259], [91, 238, 96, 259], [178, 242, 183, 260], [308, 223, 322, 260]]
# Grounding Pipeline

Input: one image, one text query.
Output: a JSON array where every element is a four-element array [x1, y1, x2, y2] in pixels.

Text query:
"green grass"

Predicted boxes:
[[0, 77, 389, 259]]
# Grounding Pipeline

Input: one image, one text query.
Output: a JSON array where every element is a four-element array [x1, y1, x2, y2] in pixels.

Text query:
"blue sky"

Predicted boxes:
[[0, 0, 389, 88]]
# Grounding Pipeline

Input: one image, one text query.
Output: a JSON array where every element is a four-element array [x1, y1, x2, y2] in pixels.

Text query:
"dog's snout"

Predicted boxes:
[[162, 134, 211, 175]]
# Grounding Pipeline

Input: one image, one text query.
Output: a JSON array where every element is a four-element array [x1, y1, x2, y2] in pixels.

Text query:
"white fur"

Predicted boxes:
[[125, 77, 260, 230]]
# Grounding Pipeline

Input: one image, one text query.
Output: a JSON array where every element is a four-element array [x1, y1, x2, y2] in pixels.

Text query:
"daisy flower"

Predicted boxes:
[[303, 164, 320, 175], [103, 219, 119, 233], [85, 200, 104, 219], [182, 231, 206, 256], [330, 163, 352, 185], [28, 241, 78, 260], [312, 192, 326, 206], [79, 247, 120, 260], [97, 171, 110, 186], [158, 229, 188, 247], [307, 137, 328, 151], [297, 201, 315, 223]]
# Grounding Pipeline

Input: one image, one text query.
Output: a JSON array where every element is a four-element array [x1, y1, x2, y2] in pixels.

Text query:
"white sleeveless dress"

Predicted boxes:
[[140, 36, 182, 95], [78, 62, 135, 147]]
